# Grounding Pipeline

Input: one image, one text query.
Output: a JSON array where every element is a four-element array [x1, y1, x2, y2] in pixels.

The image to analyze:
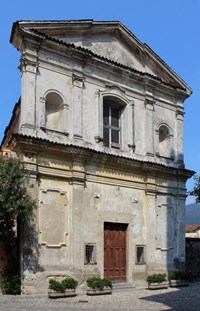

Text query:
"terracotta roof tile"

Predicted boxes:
[[186, 224, 200, 232], [10, 133, 195, 177], [23, 28, 186, 92]]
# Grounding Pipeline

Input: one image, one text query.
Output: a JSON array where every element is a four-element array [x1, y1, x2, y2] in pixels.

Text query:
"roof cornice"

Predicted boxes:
[[10, 133, 195, 179], [12, 26, 190, 97], [10, 20, 192, 96]]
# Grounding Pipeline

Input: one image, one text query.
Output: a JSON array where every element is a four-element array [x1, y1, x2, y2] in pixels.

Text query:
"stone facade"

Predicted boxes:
[[2, 20, 194, 294]]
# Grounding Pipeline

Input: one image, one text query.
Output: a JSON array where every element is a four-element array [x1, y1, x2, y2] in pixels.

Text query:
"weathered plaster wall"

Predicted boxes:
[[18, 41, 183, 170], [6, 21, 192, 294], [18, 149, 187, 293]]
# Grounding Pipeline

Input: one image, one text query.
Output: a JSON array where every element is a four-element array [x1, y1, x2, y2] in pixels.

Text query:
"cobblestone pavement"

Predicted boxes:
[[0, 282, 200, 311]]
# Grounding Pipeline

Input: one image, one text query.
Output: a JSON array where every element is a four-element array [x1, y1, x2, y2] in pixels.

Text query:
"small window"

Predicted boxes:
[[85, 243, 96, 264], [103, 101, 121, 148], [136, 245, 145, 264]]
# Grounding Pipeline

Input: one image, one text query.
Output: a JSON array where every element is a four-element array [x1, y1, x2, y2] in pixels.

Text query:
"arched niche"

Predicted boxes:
[[157, 124, 173, 158], [45, 91, 64, 131]]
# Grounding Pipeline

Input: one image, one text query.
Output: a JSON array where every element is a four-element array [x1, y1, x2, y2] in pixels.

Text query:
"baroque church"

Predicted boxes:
[[2, 20, 194, 293]]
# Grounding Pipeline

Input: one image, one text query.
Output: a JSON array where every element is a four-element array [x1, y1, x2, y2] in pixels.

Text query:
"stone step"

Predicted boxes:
[[112, 282, 135, 291]]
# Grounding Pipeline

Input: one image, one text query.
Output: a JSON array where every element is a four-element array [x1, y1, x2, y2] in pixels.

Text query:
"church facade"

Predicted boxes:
[[2, 20, 193, 293]]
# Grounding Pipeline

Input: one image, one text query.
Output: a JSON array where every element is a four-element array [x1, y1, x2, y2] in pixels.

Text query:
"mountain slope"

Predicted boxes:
[[185, 203, 200, 224]]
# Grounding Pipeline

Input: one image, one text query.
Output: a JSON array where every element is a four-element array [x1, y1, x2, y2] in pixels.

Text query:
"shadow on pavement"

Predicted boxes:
[[140, 282, 200, 311]]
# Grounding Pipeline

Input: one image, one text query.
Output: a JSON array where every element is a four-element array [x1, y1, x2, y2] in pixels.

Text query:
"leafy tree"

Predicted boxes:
[[0, 155, 35, 248], [0, 154, 35, 294], [189, 174, 200, 203]]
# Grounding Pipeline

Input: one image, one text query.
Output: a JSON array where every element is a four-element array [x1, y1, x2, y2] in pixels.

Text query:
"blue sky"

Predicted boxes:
[[1, 0, 199, 203]]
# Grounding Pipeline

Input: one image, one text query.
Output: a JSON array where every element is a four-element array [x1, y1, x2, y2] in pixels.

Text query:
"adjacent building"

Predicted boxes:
[[186, 225, 200, 238], [2, 20, 194, 293]]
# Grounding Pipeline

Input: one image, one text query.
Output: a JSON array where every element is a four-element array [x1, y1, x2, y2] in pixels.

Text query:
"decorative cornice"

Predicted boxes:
[[10, 133, 195, 179], [145, 98, 156, 110], [12, 25, 191, 96]]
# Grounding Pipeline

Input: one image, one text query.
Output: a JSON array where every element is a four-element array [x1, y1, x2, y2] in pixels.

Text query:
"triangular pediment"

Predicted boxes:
[[11, 20, 191, 93]]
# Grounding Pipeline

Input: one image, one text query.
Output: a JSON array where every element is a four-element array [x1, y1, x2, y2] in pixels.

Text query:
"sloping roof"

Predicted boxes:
[[186, 224, 200, 232], [9, 133, 194, 179], [10, 19, 192, 96]]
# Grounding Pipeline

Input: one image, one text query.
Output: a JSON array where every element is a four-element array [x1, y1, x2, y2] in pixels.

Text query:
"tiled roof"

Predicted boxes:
[[28, 28, 186, 92], [10, 20, 192, 94], [11, 133, 195, 177], [186, 224, 200, 232]]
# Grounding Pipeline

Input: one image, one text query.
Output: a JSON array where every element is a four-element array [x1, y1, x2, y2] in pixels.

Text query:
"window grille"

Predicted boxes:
[[136, 245, 145, 264], [85, 243, 96, 264]]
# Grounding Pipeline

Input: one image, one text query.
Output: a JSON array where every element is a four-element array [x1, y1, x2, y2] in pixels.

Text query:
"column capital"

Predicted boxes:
[[145, 98, 155, 111]]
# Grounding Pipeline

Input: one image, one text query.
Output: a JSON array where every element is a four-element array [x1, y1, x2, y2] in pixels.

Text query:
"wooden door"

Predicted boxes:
[[104, 222, 127, 282]]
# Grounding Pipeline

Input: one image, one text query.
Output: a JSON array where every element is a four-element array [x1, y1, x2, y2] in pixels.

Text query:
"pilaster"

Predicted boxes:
[[72, 73, 84, 140], [19, 51, 38, 135], [174, 179, 187, 270], [176, 108, 185, 165], [128, 102, 136, 152], [70, 159, 85, 280], [146, 175, 157, 273], [145, 98, 155, 157]]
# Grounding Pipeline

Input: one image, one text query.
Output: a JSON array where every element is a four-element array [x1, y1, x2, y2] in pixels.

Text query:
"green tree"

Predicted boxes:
[[0, 155, 35, 294], [189, 174, 200, 203]]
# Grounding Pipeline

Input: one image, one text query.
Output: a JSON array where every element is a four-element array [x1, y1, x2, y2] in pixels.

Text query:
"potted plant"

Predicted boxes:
[[48, 277, 78, 298], [169, 271, 189, 287], [86, 276, 112, 295], [147, 273, 168, 290]]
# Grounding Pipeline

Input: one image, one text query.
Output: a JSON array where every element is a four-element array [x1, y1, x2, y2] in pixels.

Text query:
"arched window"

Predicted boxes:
[[45, 92, 63, 131], [103, 97, 125, 149]]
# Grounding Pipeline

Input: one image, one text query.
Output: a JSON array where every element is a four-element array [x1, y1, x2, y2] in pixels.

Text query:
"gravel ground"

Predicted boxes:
[[0, 282, 200, 311]]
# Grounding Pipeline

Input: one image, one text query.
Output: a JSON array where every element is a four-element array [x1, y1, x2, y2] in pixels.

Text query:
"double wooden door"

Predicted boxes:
[[104, 222, 127, 282]]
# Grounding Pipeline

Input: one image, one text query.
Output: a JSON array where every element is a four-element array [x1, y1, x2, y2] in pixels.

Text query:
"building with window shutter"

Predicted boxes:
[[2, 20, 194, 293]]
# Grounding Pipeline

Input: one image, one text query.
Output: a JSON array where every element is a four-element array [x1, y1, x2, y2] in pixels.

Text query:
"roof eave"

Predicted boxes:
[[9, 133, 195, 179], [144, 44, 192, 95]]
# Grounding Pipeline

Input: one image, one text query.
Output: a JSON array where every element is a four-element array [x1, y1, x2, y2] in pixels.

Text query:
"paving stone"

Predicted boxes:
[[0, 282, 200, 311]]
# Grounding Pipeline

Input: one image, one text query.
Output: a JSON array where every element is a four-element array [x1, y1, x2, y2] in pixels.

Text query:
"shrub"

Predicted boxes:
[[86, 277, 112, 289], [147, 273, 167, 284], [1, 260, 21, 295], [49, 279, 65, 293], [1, 274, 21, 295], [169, 271, 189, 281], [49, 277, 78, 292], [102, 278, 112, 288], [61, 277, 78, 290]]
